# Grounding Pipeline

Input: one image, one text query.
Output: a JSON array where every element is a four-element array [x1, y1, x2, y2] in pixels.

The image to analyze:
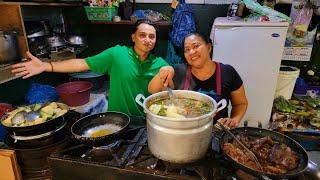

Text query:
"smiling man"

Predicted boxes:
[[11, 19, 174, 124]]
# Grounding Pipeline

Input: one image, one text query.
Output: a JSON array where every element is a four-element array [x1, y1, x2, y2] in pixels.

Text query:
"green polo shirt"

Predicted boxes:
[[85, 45, 168, 119]]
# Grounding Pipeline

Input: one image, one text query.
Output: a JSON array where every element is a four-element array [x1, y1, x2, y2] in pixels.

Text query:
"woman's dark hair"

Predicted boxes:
[[183, 32, 213, 57], [131, 19, 160, 52]]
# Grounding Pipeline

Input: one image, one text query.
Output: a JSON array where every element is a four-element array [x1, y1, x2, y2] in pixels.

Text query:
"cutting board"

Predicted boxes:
[[0, 149, 22, 180]]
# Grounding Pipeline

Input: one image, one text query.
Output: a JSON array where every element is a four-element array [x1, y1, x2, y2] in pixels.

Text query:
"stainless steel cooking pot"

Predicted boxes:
[[136, 90, 227, 163], [0, 31, 21, 65]]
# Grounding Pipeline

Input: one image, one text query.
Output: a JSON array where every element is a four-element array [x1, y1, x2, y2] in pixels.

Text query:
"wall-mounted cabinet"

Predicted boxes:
[[0, 2, 82, 84], [0, 3, 28, 84], [0, 3, 28, 60]]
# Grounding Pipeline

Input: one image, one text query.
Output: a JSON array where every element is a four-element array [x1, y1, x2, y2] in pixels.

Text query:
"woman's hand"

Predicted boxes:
[[218, 118, 240, 129], [159, 66, 174, 87], [11, 51, 48, 79]]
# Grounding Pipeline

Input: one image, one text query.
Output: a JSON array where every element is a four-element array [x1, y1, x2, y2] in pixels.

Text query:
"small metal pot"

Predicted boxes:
[[66, 35, 87, 46], [136, 90, 227, 163], [0, 31, 21, 65], [46, 35, 67, 48]]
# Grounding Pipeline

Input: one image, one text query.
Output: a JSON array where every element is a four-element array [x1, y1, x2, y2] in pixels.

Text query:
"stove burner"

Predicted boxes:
[[50, 127, 148, 167], [80, 140, 122, 161]]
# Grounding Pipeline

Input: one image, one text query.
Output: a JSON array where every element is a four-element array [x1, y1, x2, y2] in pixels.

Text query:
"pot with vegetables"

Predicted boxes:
[[1, 102, 68, 136], [136, 90, 227, 163]]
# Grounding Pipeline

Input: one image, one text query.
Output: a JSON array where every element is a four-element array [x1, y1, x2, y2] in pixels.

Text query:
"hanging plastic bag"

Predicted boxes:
[[292, 2, 313, 38], [243, 0, 291, 22]]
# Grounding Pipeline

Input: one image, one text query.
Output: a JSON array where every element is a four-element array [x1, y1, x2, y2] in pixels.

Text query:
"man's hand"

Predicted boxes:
[[11, 51, 47, 79]]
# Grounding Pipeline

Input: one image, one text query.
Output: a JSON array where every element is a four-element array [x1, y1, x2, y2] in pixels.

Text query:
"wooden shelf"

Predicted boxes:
[[0, 66, 20, 84], [0, 1, 83, 7], [91, 20, 171, 26]]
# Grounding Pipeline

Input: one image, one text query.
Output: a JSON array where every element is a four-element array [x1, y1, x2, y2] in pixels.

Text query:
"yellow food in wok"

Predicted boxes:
[[89, 129, 113, 138]]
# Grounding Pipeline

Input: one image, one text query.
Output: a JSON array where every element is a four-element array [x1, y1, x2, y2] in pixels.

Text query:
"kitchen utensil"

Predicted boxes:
[[56, 81, 93, 107], [66, 35, 87, 46], [135, 90, 227, 163], [11, 111, 26, 126], [166, 87, 174, 105], [5, 120, 66, 149], [12, 110, 40, 125], [220, 126, 308, 179], [1, 103, 68, 136], [71, 112, 130, 146], [46, 35, 67, 48], [24, 111, 40, 122], [216, 121, 263, 171], [69, 72, 107, 91], [0, 30, 21, 65]]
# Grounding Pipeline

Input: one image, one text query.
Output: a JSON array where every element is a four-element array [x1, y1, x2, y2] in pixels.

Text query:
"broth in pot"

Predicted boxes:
[[148, 98, 212, 118]]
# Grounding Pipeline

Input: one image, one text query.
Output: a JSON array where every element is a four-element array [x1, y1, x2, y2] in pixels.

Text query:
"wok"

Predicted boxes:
[[220, 127, 308, 179], [0, 103, 68, 136], [71, 112, 130, 146]]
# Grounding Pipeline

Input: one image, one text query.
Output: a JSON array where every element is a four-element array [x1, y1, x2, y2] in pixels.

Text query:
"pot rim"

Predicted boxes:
[[143, 90, 217, 122]]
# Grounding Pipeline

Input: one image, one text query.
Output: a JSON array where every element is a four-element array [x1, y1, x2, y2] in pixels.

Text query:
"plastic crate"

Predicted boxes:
[[84, 6, 118, 21]]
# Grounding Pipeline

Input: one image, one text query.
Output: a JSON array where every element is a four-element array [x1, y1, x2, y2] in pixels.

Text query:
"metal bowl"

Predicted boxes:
[[66, 35, 87, 46]]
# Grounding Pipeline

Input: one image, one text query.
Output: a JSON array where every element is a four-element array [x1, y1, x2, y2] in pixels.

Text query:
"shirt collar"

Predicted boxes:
[[127, 46, 154, 64]]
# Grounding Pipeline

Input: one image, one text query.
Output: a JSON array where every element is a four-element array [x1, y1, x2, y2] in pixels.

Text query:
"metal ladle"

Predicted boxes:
[[25, 110, 40, 121], [11, 110, 40, 126], [167, 87, 174, 105]]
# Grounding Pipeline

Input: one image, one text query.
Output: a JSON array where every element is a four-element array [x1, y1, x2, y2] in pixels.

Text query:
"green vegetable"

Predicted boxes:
[[274, 96, 296, 113]]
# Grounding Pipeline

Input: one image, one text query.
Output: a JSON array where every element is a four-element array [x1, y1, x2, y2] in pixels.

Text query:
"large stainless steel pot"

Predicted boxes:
[[0, 31, 21, 65], [136, 90, 227, 163]]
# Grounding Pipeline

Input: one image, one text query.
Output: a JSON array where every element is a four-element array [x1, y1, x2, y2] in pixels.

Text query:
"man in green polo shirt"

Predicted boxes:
[[85, 45, 168, 116], [11, 19, 174, 124]]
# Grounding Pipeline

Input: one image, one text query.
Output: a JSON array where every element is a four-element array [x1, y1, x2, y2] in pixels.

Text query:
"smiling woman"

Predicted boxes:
[[148, 32, 248, 129]]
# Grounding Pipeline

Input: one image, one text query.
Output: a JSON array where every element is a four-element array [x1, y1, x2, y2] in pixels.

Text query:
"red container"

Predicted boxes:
[[56, 81, 93, 107], [0, 103, 13, 118]]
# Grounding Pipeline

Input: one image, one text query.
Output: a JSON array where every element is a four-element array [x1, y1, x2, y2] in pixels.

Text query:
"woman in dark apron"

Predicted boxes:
[[149, 32, 248, 128]]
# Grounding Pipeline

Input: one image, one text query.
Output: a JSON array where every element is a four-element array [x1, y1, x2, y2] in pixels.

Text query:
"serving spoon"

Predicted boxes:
[[11, 110, 40, 126], [167, 87, 174, 105]]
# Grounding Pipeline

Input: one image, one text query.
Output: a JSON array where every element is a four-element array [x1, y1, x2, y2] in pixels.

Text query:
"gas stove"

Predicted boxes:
[[48, 126, 238, 180], [48, 123, 316, 180]]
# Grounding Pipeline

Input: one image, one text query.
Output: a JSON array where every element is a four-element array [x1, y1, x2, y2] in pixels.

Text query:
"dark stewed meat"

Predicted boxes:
[[269, 144, 299, 170], [223, 134, 300, 175]]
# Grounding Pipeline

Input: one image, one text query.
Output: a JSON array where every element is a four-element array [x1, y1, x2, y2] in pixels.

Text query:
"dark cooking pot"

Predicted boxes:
[[0, 103, 69, 136], [69, 72, 107, 90], [5, 120, 67, 149], [71, 112, 130, 146], [220, 127, 309, 179], [0, 31, 21, 65]]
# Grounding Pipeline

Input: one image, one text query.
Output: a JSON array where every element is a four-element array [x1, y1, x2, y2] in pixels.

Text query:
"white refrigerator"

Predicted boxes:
[[211, 17, 289, 128]]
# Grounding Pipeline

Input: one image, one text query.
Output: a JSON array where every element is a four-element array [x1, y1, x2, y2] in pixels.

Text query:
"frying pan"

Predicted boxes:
[[220, 127, 308, 179], [0, 103, 68, 136], [71, 112, 130, 146]]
